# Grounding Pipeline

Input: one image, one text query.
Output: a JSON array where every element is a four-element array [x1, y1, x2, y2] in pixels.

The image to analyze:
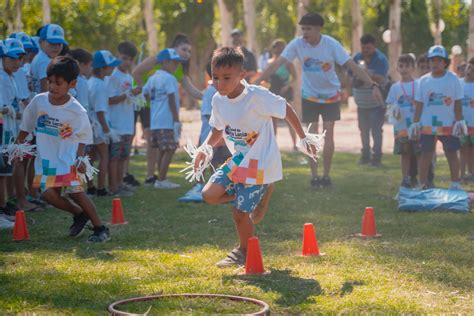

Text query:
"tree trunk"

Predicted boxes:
[[388, 0, 402, 81], [243, 0, 258, 56], [292, 0, 309, 116], [14, 0, 22, 32], [217, 0, 233, 47], [433, 0, 442, 45], [351, 0, 362, 55], [42, 0, 51, 25], [143, 0, 158, 55], [469, 3, 474, 59]]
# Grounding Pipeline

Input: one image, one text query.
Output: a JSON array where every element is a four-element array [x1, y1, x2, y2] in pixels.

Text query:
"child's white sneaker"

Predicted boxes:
[[154, 179, 181, 189], [448, 181, 464, 191], [0, 216, 14, 229]]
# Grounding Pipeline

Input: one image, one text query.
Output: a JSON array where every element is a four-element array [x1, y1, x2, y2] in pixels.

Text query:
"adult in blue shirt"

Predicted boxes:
[[352, 34, 389, 166]]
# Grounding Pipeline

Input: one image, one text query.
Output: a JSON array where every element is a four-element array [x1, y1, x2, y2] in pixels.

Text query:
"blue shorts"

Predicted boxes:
[[210, 169, 269, 213], [419, 134, 460, 153]]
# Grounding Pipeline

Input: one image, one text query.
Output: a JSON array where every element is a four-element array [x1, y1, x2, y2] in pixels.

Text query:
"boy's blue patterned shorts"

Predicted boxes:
[[210, 169, 269, 213]]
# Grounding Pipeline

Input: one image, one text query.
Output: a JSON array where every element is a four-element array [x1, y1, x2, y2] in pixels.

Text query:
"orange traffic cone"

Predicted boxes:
[[358, 207, 381, 237], [302, 223, 325, 256], [111, 198, 128, 225], [245, 237, 265, 274], [13, 211, 30, 241]]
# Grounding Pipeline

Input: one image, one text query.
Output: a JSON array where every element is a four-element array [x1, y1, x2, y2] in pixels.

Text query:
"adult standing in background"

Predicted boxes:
[[231, 28, 258, 81]]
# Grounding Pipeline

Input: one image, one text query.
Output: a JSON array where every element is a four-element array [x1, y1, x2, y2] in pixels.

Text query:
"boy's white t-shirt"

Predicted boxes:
[[386, 80, 419, 138], [0, 64, 21, 144], [415, 71, 463, 136], [281, 35, 350, 103], [30, 50, 51, 94], [69, 75, 89, 111], [20, 93, 93, 189], [143, 70, 180, 130], [107, 68, 135, 135], [201, 84, 217, 116], [461, 80, 474, 134], [87, 76, 109, 129], [210, 80, 287, 185], [13, 68, 30, 101]]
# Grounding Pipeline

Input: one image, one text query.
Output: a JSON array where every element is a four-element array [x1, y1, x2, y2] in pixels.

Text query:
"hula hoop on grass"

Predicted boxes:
[[108, 293, 270, 316]]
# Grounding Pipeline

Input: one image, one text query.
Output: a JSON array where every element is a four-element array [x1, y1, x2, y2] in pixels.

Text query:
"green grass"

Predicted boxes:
[[1, 152, 473, 314]]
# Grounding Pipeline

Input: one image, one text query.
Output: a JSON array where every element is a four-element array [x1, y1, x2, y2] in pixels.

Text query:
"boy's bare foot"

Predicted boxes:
[[17, 200, 42, 212], [250, 184, 274, 224]]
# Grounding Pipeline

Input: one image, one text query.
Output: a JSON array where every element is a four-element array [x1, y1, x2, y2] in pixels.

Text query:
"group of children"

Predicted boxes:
[[386, 46, 474, 190]]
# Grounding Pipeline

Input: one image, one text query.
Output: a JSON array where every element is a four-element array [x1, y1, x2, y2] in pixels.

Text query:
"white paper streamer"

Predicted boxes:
[[1, 142, 36, 165], [453, 120, 468, 138], [105, 128, 121, 144], [297, 124, 326, 162], [408, 122, 421, 140], [180, 139, 214, 182], [75, 155, 98, 182]]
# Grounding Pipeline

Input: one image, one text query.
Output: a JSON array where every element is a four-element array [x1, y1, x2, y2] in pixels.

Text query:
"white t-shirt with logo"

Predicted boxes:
[[30, 50, 51, 94], [386, 80, 419, 138], [201, 84, 217, 116], [143, 70, 180, 130], [0, 64, 20, 144], [415, 71, 463, 136], [210, 80, 287, 185], [13, 68, 30, 101], [107, 68, 135, 135], [461, 80, 474, 134], [281, 35, 350, 103], [20, 93, 93, 189], [87, 76, 109, 131]]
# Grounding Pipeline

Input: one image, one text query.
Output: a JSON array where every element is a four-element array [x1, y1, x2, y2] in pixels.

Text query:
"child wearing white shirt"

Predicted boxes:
[[460, 58, 474, 180], [195, 47, 317, 267]]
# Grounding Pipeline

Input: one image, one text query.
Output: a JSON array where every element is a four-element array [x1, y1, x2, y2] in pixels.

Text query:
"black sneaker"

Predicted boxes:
[[69, 212, 89, 237], [123, 173, 140, 187], [310, 177, 321, 190], [87, 226, 111, 243], [4, 202, 18, 216], [96, 188, 109, 197], [86, 187, 97, 197], [320, 176, 332, 188], [0, 207, 15, 222], [144, 175, 158, 186], [400, 176, 411, 188]]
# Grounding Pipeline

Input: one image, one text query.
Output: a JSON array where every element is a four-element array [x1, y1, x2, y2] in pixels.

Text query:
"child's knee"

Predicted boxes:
[[232, 208, 249, 223], [41, 189, 57, 203], [202, 189, 219, 204]]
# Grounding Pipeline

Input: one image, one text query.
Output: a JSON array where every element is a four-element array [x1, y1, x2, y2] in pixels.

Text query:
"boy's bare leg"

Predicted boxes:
[[146, 129, 157, 178], [68, 192, 102, 227], [6, 177, 14, 199], [309, 122, 319, 177], [13, 161, 37, 210], [250, 184, 274, 224], [419, 151, 434, 186], [96, 143, 109, 190], [322, 121, 335, 177], [108, 159, 118, 192], [27, 158, 39, 199], [233, 208, 255, 253], [460, 146, 468, 178], [0, 177, 6, 207], [469, 146, 474, 175], [117, 159, 125, 188], [445, 150, 460, 182], [202, 182, 236, 204], [41, 188, 82, 216]]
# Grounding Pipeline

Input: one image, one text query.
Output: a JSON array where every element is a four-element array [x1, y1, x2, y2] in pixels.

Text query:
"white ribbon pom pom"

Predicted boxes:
[[105, 128, 121, 144], [1, 142, 36, 165], [408, 122, 421, 140], [453, 120, 468, 138], [129, 93, 147, 111], [386, 105, 401, 125], [180, 139, 214, 182], [75, 156, 98, 182], [297, 124, 326, 162]]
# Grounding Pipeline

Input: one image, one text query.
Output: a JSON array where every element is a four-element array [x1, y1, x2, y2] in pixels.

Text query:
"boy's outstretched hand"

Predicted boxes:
[[76, 161, 86, 174]]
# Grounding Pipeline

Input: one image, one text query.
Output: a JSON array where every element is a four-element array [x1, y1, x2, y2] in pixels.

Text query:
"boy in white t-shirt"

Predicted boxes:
[[411, 45, 465, 190], [17, 56, 110, 242], [143, 48, 183, 189], [107, 41, 141, 194], [88, 50, 121, 197], [195, 47, 316, 267], [460, 57, 474, 180], [386, 54, 419, 188], [69, 48, 92, 110]]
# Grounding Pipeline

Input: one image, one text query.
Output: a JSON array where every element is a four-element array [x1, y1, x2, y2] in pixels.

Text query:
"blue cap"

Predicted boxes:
[[9, 32, 34, 50], [0, 40, 5, 57], [39, 24, 68, 45], [92, 50, 122, 69], [428, 45, 448, 60], [31, 36, 40, 53], [3, 38, 25, 59], [157, 48, 185, 63]]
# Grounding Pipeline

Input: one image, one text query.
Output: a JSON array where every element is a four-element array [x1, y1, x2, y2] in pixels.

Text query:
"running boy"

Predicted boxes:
[[143, 48, 182, 189], [460, 58, 474, 181], [195, 47, 317, 267], [386, 54, 419, 188], [411, 45, 465, 190], [17, 56, 110, 242]]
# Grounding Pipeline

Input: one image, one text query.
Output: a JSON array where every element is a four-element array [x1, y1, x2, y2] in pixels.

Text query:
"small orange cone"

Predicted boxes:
[[358, 207, 381, 237], [13, 211, 30, 241], [245, 237, 265, 274], [111, 198, 128, 225], [302, 223, 325, 256]]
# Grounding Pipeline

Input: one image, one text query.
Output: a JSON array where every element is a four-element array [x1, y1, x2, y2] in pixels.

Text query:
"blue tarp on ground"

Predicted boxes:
[[398, 187, 471, 213]]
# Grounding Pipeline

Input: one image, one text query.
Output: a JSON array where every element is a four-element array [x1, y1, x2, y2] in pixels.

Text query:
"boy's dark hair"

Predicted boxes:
[[59, 44, 70, 56], [206, 60, 212, 77], [69, 48, 92, 65], [360, 34, 376, 45], [118, 41, 138, 58], [416, 53, 429, 65], [299, 13, 324, 27], [469, 57, 474, 65], [211, 47, 244, 69], [397, 54, 415, 67], [47, 56, 79, 83], [171, 33, 190, 48]]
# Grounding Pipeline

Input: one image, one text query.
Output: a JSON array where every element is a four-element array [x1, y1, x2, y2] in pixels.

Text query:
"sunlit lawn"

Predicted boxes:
[[0, 152, 473, 314]]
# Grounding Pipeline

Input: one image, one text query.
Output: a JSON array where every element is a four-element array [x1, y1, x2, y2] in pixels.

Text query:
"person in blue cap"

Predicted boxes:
[[31, 24, 67, 94], [411, 45, 465, 190], [143, 48, 184, 189], [87, 50, 121, 197]]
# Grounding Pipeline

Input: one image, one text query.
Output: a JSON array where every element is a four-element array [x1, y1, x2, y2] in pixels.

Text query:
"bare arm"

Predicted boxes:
[[253, 56, 286, 84], [413, 100, 423, 122], [284, 103, 306, 139], [344, 59, 384, 104], [109, 94, 127, 105], [131, 56, 157, 87], [76, 143, 86, 157], [96, 111, 110, 133], [454, 99, 462, 121], [370, 73, 386, 84], [168, 94, 179, 122], [182, 76, 203, 100], [15, 130, 29, 143]]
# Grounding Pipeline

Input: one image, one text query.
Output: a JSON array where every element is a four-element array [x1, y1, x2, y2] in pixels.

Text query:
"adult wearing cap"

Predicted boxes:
[[255, 12, 384, 189], [31, 23, 67, 93], [231, 28, 258, 81]]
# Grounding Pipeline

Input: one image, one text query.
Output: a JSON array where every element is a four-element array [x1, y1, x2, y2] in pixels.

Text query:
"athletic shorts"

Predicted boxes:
[[210, 168, 269, 213], [302, 98, 341, 123], [136, 107, 150, 129], [393, 137, 420, 155], [109, 135, 132, 160], [151, 129, 178, 151], [419, 134, 460, 153]]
